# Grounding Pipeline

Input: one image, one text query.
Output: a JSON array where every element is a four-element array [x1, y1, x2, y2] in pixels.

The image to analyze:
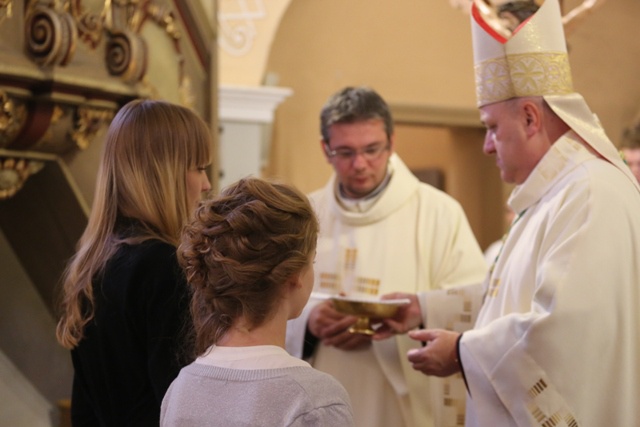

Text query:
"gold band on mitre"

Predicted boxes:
[[471, 0, 574, 107], [475, 51, 573, 106]]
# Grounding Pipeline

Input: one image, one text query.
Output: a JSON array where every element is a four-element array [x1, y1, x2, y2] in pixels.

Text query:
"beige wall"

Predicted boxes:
[[217, 0, 290, 85], [563, 0, 640, 143], [393, 124, 503, 249]]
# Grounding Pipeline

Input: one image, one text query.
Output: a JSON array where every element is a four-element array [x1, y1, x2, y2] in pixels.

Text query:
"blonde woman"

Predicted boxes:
[[161, 177, 354, 426], [56, 99, 212, 426]]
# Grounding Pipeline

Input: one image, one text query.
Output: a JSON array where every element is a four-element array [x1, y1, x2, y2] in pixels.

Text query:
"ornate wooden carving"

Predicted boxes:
[[0, 0, 12, 23], [0, 90, 28, 149], [24, 2, 78, 66], [0, 0, 213, 199], [0, 155, 44, 200], [105, 29, 147, 82], [69, 0, 104, 47], [70, 106, 115, 150]]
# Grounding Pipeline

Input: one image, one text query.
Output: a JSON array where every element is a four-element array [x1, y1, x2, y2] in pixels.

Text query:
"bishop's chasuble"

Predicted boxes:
[[457, 132, 640, 427]]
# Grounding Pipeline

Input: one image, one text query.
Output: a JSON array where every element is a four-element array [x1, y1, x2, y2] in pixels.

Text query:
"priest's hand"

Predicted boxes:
[[372, 292, 422, 340], [308, 300, 371, 350], [406, 329, 461, 377]]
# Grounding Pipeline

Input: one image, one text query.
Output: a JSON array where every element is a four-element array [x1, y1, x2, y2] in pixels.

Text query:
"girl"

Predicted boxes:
[[162, 177, 353, 426]]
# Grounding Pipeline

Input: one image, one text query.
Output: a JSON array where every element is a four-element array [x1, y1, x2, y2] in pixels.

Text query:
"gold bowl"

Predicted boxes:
[[331, 296, 410, 336]]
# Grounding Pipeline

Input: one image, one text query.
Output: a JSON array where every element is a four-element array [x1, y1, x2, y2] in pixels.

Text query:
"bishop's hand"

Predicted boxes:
[[406, 329, 461, 377]]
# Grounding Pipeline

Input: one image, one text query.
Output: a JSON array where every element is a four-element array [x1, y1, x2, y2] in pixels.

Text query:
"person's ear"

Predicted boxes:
[[321, 139, 332, 163], [287, 272, 302, 290], [388, 134, 395, 155], [522, 101, 542, 137]]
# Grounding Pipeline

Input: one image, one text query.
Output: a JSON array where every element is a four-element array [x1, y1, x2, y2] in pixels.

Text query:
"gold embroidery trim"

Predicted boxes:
[[528, 378, 548, 398], [527, 378, 580, 426], [528, 405, 580, 427], [354, 277, 380, 296], [442, 376, 466, 426], [475, 52, 573, 106], [319, 272, 341, 291], [486, 278, 501, 298]]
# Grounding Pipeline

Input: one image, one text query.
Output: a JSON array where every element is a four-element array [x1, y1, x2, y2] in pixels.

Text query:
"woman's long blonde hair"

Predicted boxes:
[[56, 99, 212, 349]]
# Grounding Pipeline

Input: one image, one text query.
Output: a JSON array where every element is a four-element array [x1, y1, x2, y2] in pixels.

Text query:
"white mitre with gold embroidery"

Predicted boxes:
[[471, 0, 640, 190]]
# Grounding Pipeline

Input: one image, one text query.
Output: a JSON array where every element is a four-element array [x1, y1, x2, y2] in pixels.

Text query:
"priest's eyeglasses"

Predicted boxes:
[[326, 143, 390, 163]]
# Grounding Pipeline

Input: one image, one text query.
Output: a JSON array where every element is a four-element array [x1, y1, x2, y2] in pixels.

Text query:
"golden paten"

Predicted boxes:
[[332, 297, 409, 336]]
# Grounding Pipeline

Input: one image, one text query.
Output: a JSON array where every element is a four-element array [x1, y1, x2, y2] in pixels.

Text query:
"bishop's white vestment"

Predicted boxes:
[[456, 132, 640, 426]]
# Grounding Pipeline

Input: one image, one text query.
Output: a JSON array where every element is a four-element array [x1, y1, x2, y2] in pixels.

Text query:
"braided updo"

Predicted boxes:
[[178, 177, 318, 355]]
